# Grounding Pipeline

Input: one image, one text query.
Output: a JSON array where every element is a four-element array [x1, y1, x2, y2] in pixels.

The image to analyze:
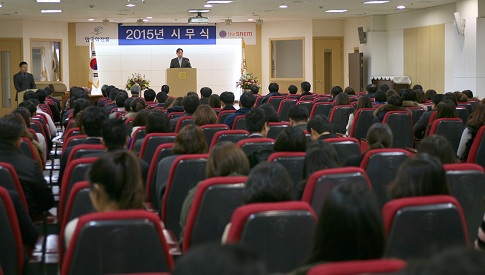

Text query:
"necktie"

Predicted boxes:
[[179, 58, 182, 67]]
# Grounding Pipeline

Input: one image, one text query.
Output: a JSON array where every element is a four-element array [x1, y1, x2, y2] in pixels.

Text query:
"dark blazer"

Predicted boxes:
[[170, 57, 192, 68], [13, 71, 36, 101]]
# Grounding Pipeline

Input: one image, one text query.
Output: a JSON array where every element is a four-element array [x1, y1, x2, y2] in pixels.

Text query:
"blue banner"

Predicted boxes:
[[118, 25, 216, 45]]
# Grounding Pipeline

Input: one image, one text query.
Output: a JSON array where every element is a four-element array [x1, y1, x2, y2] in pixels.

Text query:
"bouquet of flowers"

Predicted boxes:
[[126, 73, 150, 90], [236, 73, 261, 90]]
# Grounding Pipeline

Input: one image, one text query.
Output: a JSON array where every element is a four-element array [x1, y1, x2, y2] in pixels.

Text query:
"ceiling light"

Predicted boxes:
[[143, 19, 148, 22], [126, 3, 136, 7], [279, 3, 288, 8], [248, 18, 254, 21], [325, 9, 348, 13], [41, 9, 62, 13], [206, 0, 233, 3], [204, 4, 213, 8], [36, 0, 61, 2], [397, 5, 406, 9], [363, 1, 389, 4], [146, 16, 152, 19], [188, 9, 210, 13], [0, 3, 3, 8], [88, 18, 94, 21]]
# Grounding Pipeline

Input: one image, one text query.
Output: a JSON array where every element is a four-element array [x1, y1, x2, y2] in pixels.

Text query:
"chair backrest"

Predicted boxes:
[[267, 152, 306, 191], [161, 154, 208, 238], [20, 138, 41, 166], [200, 124, 230, 147], [237, 137, 275, 157], [278, 99, 298, 122], [296, 101, 314, 117], [348, 108, 375, 139], [267, 122, 289, 139], [467, 125, 485, 168], [232, 115, 247, 130], [61, 210, 174, 275], [444, 163, 485, 246], [0, 163, 28, 212], [360, 149, 413, 207], [324, 137, 361, 165], [175, 116, 194, 133], [182, 176, 247, 251], [129, 126, 147, 150], [66, 144, 106, 164], [456, 106, 469, 123], [407, 106, 425, 125], [146, 143, 174, 203], [63, 135, 88, 155], [383, 195, 468, 259], [139, 133, 177, 163], [209, 130, 249, 150], [329, 105, 354, 134], [307, 259, 407, 275], [167, 111, 184, 119], [30, 120, 47, 139], [310, 102, 333, 118], [267, 96, 285, 112], [428, 118, 464, 153], [217, 110, 236, 124], [458, 103, 474, 116], [301, 167, 372, 216], [0, 187, 24, 275], [301, 95, 316, 101], [382, 111, 414, 148], [227, 201, 318, 273], [64, 127, 81, 141]]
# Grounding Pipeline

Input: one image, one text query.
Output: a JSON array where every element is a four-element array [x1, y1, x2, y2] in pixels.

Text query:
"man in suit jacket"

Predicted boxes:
[[170, 48, 192, 68], [13, 61, 36, 101]]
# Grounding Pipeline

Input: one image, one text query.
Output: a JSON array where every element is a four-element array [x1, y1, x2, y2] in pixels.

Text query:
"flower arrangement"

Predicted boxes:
[[126, 73, 150, 90], [236, 73, 261, 90]]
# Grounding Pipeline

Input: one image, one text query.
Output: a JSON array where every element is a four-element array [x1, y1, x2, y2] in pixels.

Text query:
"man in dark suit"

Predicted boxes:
[[169, 48, 192, 68], [13, 61, 36, 102]]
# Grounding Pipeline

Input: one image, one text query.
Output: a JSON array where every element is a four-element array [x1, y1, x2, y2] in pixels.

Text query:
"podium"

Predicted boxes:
[[166, 68, 197, 97]]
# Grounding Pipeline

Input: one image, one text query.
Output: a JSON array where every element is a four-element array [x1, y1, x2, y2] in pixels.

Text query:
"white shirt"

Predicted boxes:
[[36, 107, 57, 137]]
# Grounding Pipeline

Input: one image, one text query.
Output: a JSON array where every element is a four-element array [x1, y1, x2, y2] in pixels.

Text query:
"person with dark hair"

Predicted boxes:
[[366, 83, 377, 97], [436, 100, 458, 119], [425, 89, 437, 100], [170, 48, 191, 68], [246, 108, 269, 137], [170, 94, 201, 132], [297, 141, 341, 199], [289, 182, 384, 274], [13, 61, 36, 101], [330, 86, 343, 98], [194, 105, 218, 126], [131, 109, 151, 139], [288, 105, 309, 132], [401, 88, 427, 111], [414, 93, 444, 139], [12, 107, 46, 166], [412, 84, 423, 90], [179, 141, 250, 240], [379, 83, 390, 93], [39, 87, 61, 123], [258, 103, 280, 122], [155, 91, 169, 107], [372, 94, 410, 124], [462, 89, 474, 99], [333, 92, 350, 105], [301, 81, 312, 96], [458, 98, 485, 161], [262, 82, 281, 104], [344, 123, 393, 166], [64, 150, 145, 248], [173, 243, 267, 275], [344, 86, 356, 95], [249, 85, 260, 95], [274, 127, 307, 152], [109, 91, 128, 119], [415, 89, 427, 103], [307, 115, 336, 140], [443, 92, 458, 106], [161, 84, 170, 94], [154, 125, 207, 212], [208, 94, 221, 108], [288, 84, 299, 95], [386, 89, 397, 99], [132, 110, 170, 153], [417, 135, 456, 164], [165, 97, 183, 112], [200, 87, 212, 105], [130, 84, 141, 98], [374, 90, 387, 105], [125, 97, 146, 119], [143, 88, 156, 102], [25, 93, 57, 138], [224, 92, 255, 129], [0, 115, 54, 219], [59, 106, 109, 184], [220, 91, 236, 110], [388, 154, 449, 200], [346, 95, 372, 136]]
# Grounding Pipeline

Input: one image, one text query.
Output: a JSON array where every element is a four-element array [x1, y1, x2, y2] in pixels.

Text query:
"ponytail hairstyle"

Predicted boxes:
[[88, 150, 144, 210], [366, 123, 393, 150]]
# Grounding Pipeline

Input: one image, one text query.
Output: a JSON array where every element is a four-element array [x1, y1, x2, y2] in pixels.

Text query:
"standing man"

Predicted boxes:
[[13, 61, 36, 102], [170, 48, 192, 68]]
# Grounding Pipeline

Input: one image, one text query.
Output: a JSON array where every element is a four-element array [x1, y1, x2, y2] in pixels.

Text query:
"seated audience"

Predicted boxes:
[[200, 87, 212, 105], [288, 84, 299, 96], [417, 135, 457, 164], [372, 95, 410, 124], [193, 105, 218, 126], [246, 108, 269, 138], [170, 94, 201, 132], [273, 127, 307, 152], [224, 92, 255, 129], [414, 94, 443, 139], [307, 115, 336, 140], [258, 103, 280, 122], [288, 105, 309, 132], [346, 95, 372, 136], [457, 98, 485, 161], [333, 92, 350, 105], [262, 82, 281, 104], [344, 123, 393, 166], [143, 89, 156, 103], [208, 94, 222, 109], [301, 81, 312, 96], [220, 92, 236, 110], [133, 111, 170, 154]]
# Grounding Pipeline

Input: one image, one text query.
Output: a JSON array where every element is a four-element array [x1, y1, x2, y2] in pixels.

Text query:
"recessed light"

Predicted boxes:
[[204, 4, 213, 8], [146, 16, 152, 19], [188, 9, 210, 13], [206, 0, 233, 4], [41, 9, 62, 13], [0, 3, 3, 8], [363, 1, 389, 4], [397, 5, 406, 9], [126, 3, 136, 7], [143, 19, 148, 22], [279, 3, 288, 8], [36, 0, 61, 2], [248, 18, 254, 21], [88, 18, 95, 21], [325, 9, 348, 13]]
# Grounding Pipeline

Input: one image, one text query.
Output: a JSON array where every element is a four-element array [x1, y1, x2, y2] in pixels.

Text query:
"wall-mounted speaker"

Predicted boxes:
[[358, 27, 367, 44], [454, 12, 465, 35]]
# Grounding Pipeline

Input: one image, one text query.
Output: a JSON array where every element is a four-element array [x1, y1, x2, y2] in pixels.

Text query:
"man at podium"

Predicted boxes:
[[170, 48, 192, 68], [13, 61, 36, 101]]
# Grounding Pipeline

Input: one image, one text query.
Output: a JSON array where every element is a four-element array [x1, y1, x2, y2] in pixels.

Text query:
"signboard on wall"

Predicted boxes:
[[117, 25, 216, 45], [75, 23, 119, 46], [216, 23, 256, 45]]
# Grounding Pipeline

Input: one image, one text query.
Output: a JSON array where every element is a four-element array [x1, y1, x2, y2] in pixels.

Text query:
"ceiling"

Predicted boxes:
[[0, 0, 456, 24]]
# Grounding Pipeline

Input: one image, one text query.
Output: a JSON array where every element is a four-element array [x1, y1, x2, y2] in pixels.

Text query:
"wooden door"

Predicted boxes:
[[0, 39, 22, 116], [313, 38, 343, 94]]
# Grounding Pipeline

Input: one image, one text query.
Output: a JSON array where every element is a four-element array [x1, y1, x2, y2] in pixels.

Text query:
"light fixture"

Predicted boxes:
[[325, 9, 348, 13], [397, 5, 405, 9], [88, 18, 95, 21], [248, 18, 254, 22], [279, 3, 288, 8], [224, 18, 232, 25], [256, 18, 263, 25], [363, 0, 389, 4], [206, 0, 233, 3], [127, 3, 135, 7], [136, 18, 144, 25], [146, 16, 152, 19], [41, 9, 62, 13], [36, 0, 61, 2], [188, 9, 210, 13], [143, 19, 148, 22], [0, 3, 3, 8], [204, 4, 213, 8]]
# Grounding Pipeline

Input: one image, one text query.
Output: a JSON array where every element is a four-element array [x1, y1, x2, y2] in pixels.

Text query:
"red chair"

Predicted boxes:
[[427, 118, 464, 153], [63, 127, 82, 143], [209, 130, 249, 150], [301, 167, 371, 216], [382, 111, 414, 148], [182, 176, 247, 251], [174, 116, 194, 133], [138, 133, 176, 163], [217, 110, 236, 124], [310, 102, 333, 118], [66, 144, 106, 164], [278, 99, 298, 122], [324, 137, 361, 165], [300, 95, 316, 101], [167, 112, 184, 119], [307, 259, 406, 275], [232, 115, 247, 130], [146, 143, 174, 203], [129, 126, 147, 150], [267, 96, 286, 113], [61, 210, 174, 274], [296, 101, 314, 116], [267, 152, 305, 190], [62, 135, 87, 155], [200, 124, 230, 147], [466, 125, 485, 168], [383, 195, 468, 259], [227, 202, 317, 273], [348, 108, 375, 139], [0, 163, 28, 213], [267, 121, 289, 140], [20, 138, 43, 167], [329, 105, 354, 134]]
